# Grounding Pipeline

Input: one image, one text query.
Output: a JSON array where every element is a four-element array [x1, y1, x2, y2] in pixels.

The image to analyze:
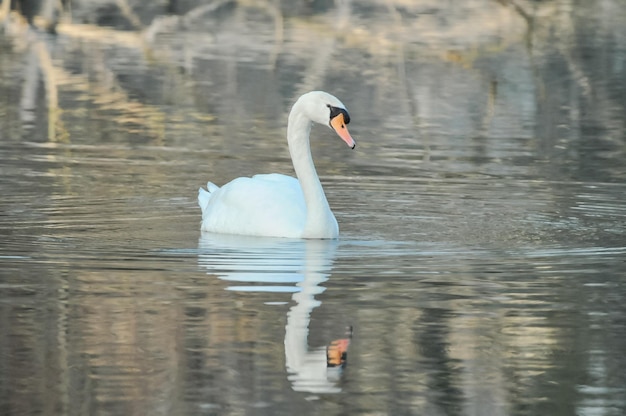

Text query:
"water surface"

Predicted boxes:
[[1, 1, 626, 415]]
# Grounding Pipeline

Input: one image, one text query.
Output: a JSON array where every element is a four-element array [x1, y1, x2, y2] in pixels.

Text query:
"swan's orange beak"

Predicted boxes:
[[326, 326, 353, 368], [330, 113, 356, 149], [326, 338, 350, 368]]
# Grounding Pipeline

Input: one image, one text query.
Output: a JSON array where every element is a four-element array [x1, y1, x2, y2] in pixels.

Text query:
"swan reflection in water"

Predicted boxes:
[[197, 233, 350, 394]]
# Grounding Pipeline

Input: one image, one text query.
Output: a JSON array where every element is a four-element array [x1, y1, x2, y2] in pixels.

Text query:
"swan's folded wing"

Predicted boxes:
[[200, 174, 307, 238]]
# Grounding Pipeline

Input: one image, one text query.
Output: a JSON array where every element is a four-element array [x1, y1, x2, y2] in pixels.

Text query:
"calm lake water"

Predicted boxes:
[[1, 1, 626, 415]]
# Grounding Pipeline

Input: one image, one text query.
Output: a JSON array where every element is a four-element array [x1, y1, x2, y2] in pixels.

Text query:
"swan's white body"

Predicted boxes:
[[198, 91, 355, 239]]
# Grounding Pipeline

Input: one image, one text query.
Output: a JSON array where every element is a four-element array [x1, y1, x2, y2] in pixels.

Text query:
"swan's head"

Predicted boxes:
[[295, 91, 356, 149]]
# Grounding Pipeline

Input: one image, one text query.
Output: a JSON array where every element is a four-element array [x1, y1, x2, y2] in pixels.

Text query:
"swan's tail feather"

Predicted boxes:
[[206, 181, 219, 193], [198, 181, 219, 215]]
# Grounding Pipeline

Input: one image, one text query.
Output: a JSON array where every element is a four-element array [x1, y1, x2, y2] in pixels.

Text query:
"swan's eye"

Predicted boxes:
[[328, 105, 350, 125]]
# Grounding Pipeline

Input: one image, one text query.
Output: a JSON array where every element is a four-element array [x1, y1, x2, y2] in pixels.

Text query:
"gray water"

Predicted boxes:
[[1, 1, 626, 415]]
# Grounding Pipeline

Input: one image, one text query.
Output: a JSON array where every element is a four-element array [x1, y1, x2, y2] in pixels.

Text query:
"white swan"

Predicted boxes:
[[198, 91, 356, 239]]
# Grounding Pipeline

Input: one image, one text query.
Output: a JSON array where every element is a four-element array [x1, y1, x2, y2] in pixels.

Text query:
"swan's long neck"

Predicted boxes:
[[287, 107, 336, 238]]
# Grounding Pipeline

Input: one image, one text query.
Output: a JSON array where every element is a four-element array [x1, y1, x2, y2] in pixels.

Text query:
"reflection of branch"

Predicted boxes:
[[3, 10, 51, 135], [293, 0, 351, 100], [479, 79, 498, 136], [144, 0, 284, 69], [386, 1, 429, 159], [0, 0, 10, 22], [295, 37, 334, 97], [56, 23, 143, 48], [16, 25, 66, 141], [34, 38, 62, 141], [494, 0, 533, 28], [34, 41, 58, 113], [494, 0, 535, 49], [6, 15, 167, 142], [185, 0, 234, 22], [269, 6, 284, 69], [20, 48, 39, 128], [2, 0, 69, 33], [40, 0, 60, 32], [143, 0, 234, 43], [77, 53, 166, 141], [257, 0, 284, 69], [47, 22, 192, 141], [116, 0, 143, 30], [385, 3, 411, 116], [558, 40, 591, 98]]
